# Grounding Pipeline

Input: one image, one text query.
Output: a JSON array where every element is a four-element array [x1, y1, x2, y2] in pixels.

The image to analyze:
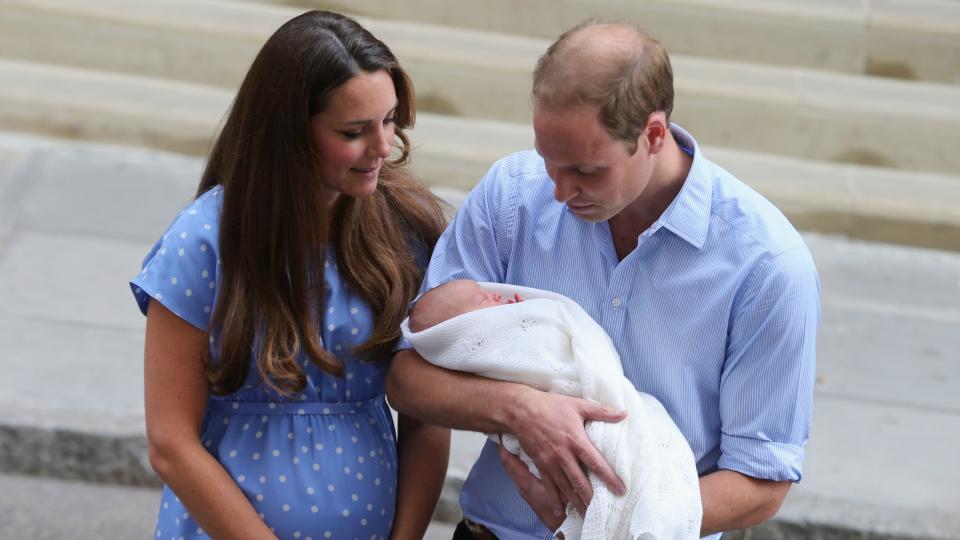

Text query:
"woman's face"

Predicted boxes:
[[311, 69, 398, 205]]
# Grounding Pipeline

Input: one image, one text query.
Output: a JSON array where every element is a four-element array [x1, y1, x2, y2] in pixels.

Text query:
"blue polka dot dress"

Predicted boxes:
[[130, 187, 397, 540]]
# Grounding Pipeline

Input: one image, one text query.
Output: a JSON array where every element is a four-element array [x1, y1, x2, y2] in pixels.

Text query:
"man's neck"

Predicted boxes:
[[609, 130, 693, 259]]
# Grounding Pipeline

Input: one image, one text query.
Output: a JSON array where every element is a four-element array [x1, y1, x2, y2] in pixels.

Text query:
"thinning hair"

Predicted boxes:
[[532, 20, 674, 153]]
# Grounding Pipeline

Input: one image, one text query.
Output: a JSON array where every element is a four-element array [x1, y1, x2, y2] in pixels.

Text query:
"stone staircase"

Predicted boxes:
[[2, 0, 959, 251], [1, 0, 958, 538], [257, 0, 960, 84]]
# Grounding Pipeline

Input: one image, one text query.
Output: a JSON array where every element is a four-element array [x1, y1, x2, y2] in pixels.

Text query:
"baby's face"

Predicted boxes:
[[452, 280, 510, 313], [408, 279, 523, 332]]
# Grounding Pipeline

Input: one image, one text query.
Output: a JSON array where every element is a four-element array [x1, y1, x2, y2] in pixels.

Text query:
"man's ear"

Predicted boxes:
[[642, 112, 669, 155]]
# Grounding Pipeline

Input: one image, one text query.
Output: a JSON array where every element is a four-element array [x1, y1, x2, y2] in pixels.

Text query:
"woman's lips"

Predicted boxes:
[[351, 164, 381, 176]]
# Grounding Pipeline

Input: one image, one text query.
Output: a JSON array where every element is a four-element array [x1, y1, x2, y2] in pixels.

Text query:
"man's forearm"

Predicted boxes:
[[698, 469, 791, 536], [386, 348, 529, 434]]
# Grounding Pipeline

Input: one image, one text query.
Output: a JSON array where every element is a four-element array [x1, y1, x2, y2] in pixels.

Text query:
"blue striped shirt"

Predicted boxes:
[[420, 125, 820, 539]]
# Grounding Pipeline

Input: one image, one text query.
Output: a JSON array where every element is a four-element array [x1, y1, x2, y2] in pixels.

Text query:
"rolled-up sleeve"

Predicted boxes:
[[719, 245, 820, 482]]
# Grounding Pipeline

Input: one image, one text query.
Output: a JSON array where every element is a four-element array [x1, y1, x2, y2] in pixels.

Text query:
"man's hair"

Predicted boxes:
[[532, 20, 674, 153]]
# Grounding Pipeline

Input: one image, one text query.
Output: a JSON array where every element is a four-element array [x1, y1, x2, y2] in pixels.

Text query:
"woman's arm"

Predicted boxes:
[[144, 299, 276, 539], [389, 413, 450, 540]]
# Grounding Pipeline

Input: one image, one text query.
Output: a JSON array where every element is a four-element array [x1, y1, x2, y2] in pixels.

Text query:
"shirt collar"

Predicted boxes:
[[651, 123, 713, 250]]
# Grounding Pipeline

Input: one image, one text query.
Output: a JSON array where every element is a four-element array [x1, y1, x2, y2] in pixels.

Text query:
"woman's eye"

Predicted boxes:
[[340, 131, 362, 140], [383, 116, 396, 125]]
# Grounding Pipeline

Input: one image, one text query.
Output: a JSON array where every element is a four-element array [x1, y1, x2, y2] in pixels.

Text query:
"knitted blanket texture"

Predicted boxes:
[[401, 283, 702, 540]]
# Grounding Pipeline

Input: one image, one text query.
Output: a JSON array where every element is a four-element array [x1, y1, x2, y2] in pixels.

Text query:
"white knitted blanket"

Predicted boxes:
[[401, 283, 702, 540]]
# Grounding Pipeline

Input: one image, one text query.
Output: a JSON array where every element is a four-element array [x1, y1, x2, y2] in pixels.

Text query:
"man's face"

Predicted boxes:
[[533, 102, 654, 223]]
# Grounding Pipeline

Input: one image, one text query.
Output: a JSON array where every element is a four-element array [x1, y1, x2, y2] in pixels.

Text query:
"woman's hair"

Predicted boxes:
[[197, 10, 447, 396]]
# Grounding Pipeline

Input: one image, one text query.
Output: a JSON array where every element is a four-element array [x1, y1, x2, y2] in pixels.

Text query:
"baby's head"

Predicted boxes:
[[408, 279, 511, 332]]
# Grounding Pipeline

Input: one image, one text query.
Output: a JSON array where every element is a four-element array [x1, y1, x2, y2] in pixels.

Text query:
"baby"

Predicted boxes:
[[402, 280, 703, 540], [407, 279, 523, 332]]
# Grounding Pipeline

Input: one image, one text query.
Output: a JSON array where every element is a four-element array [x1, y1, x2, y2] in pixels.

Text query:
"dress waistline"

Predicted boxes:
[[208, 395, 385, 415]]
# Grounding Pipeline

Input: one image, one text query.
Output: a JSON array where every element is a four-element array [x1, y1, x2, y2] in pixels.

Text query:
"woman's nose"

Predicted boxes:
[[368, 126, 392, 158]]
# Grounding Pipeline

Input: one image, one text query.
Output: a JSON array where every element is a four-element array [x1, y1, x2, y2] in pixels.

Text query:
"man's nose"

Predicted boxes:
[[552, 172, 577, 203]]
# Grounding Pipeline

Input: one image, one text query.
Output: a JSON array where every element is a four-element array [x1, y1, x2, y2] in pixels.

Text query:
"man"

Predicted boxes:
[[387, 20, 819, 539]]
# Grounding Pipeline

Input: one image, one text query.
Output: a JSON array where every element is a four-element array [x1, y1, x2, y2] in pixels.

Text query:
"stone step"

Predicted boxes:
[[0, 473, 457, 540], [3, 0, 960, 174], [0, 131, 958, 540], [249, 0, 960, 84], [0, 59, 958, 252]]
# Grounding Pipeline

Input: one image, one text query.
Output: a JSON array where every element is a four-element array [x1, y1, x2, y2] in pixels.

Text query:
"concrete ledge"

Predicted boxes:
[[2, 422, 958, 539], [3, 0, 960, 174], [0, 424, 156, 488], [0, 420, 467, 524], [0, 0, 543, 134], [748, 490, 960, 540], [249, 0, 960, 84], [0, 60, 225, 157], [867, 0, 960, 83], [1, 59, 958, 252], [412, 115, 960, 252]]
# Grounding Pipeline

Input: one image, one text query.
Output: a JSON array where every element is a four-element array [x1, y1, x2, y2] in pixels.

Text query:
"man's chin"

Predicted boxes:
[[568, 206, 608, 223]]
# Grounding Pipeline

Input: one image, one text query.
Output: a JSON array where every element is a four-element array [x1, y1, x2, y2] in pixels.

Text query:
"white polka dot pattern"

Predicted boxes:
[[130, 186, 399, 539]]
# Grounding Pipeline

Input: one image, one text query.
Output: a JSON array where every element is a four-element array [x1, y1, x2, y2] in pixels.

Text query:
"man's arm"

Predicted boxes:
[[387, 349, 627, 515], [702, 246, 819, 532], [699, 470, 791, 535], [499, 421, 794, 534]]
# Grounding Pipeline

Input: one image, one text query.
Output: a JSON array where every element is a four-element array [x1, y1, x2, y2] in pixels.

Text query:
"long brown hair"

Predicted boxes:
[[197, 11, 446, 396]]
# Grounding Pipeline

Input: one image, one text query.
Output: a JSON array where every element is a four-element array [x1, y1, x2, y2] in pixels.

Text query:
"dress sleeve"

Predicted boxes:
[[718, 245, 820, 482], [129, 196, 220, 331]]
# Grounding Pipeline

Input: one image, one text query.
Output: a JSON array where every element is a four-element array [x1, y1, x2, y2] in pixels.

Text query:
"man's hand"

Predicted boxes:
[[504, 388, 626, 517], [499, 445, 566, 530]]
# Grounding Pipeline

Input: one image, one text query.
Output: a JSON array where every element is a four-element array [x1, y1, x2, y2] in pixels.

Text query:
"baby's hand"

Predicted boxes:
[[507, 293, 524, 304]]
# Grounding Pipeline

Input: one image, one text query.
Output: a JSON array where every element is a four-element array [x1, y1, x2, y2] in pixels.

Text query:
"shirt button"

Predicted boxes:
[[612, 297, 622, 308]]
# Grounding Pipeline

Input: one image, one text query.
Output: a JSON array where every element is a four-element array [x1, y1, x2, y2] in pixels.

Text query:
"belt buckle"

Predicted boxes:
[[463, 517, 497, 540]]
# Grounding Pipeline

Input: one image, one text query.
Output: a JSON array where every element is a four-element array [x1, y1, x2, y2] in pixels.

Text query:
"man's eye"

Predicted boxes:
[[576, 168, 597, 175]]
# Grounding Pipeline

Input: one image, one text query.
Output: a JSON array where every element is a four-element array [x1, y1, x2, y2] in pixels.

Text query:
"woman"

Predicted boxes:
[[130, 11, 450, 539]]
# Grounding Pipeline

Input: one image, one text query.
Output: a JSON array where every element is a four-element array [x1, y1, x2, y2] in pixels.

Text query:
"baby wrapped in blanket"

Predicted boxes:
[[401, 280, 702, 540]]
